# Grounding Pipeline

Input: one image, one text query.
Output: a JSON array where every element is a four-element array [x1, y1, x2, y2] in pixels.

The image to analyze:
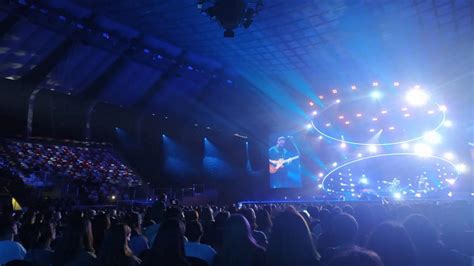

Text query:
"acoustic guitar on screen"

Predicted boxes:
[[269, 156, 299, 174]]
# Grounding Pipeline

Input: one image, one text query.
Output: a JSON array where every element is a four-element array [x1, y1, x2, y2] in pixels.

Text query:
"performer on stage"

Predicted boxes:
[[268, 136, 300, 188]]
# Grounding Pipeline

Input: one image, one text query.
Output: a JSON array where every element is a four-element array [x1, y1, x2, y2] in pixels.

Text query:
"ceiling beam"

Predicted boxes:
[[131, 51, 188, 110]]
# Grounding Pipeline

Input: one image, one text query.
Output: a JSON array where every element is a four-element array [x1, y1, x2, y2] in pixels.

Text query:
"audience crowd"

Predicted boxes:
[[0, 199, 472, 266], [1, 140, 141, 202]]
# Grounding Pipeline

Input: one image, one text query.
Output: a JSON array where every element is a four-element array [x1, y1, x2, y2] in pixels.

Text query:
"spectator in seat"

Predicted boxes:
[[25, 222, 55, 266], [266, 207, 320, 266], [366, 222, 416, 266], [92, 212, 111, 254], [184, 220, 217, 265], [213, 214, 265, 266], [403, 214, 471, 266], [329, 247, 383, 266], [125, 212, 149, 257], [256, 209, 273, 238], [52, 215, 96, 266], [240, 208, 268, 248], [142, 218, 189, 266], [96, 223, 141, 266], [0, 215, 26, 265]]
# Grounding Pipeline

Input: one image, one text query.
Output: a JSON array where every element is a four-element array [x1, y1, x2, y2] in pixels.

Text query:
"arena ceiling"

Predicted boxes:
[[0, 0, 472, 137]]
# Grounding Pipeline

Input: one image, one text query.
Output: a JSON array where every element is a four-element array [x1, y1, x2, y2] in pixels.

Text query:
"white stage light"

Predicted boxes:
[[359, 177, 369, 184], [445, 179, 456, 185], [340, 142, 347, 148], [414, 143, 433, 157], [401, 143, 410, 150], [336, 99, 341, 103], [357, 153, 363, 158], [448, 192, 453, 197], [443, 152, 454, 160], [351, 85, 357, 90], [443, 120, 452, 127], [370, 90, 382, 99], [372, 81, 379, 87], [318, 135, 323, 140], [318, 172, 324, 178], [438, 105, 447, 112], [306, 123, 312, 129], [368, 145, 377, 153], [415, 193, 421, 198], [393, 81, 400, 87], [423, 131, 442, 144], [406, 88, 429, 106], [455, 163, 467, 173], [332, 162, 338, 167], [312, 110, 318, 116], [393, 192, 402, 200], [318, 184, 323, 189]]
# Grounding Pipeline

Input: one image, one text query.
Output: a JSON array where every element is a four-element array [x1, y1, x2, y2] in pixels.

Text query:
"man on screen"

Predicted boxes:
[[269, 136, 300, 188]]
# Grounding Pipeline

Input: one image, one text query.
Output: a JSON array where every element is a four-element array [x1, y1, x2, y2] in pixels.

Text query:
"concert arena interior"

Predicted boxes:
[[0, 1, 473, 266]]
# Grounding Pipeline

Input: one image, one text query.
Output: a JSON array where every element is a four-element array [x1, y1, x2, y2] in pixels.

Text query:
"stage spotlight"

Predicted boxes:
[[381, 110, 388, 114], [345, 121, 350, 125], [318, 184, 323, 189], [370, 90, 382, 99], [318, 172, 324, 178], [438, 105, 447, 112], [325, 123, 331, 127], [401, 107, 408, 111], [357, 153, 363, 158], [404, 113, 411, 117], [372, 81, 379, 87], [359, 177, 369, 184], [339, 115, 344, 120], [332, 162, 338, 167], [393, 81, 400, 87], [368, 145, 377, 153], [309, 101, 314, 106], [423, 131, 442, 144], [318, 135, 323, 140], [306, 123, 312, 129], [443, 152, 455, 160], [332, 89, 338, 94], [401, 143, 410, 150], [336, 99, 341, 103], [455, 163, 467, 173], [356, 113, 362, 117], [427, 110, 435, 115], [445, 179, 456, 185], [312, 110, 318, 116], [388, 126, 395, 130], [443, 120, 452, 127], [413, 143, 433, 157], [448, 192, 453, 197], [415, 193, 421, 198], [406, 88, 429, 106], [393, 192, 402, 200], [351, 85, 357, 90], [372, 117, 378, 121], [340, 142, 347, 149], [369, 128, 375, 132], [318, 95, 324, 100], [111, 195, 116, 200]]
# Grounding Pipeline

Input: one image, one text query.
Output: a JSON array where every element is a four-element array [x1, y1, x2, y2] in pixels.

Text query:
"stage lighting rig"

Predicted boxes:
[[198, 0, 264, 37]]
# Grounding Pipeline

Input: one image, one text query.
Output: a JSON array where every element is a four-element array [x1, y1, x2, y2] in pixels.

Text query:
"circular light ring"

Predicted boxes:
[[321, 152, 459, 190], [312, 103, 446, 146]]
